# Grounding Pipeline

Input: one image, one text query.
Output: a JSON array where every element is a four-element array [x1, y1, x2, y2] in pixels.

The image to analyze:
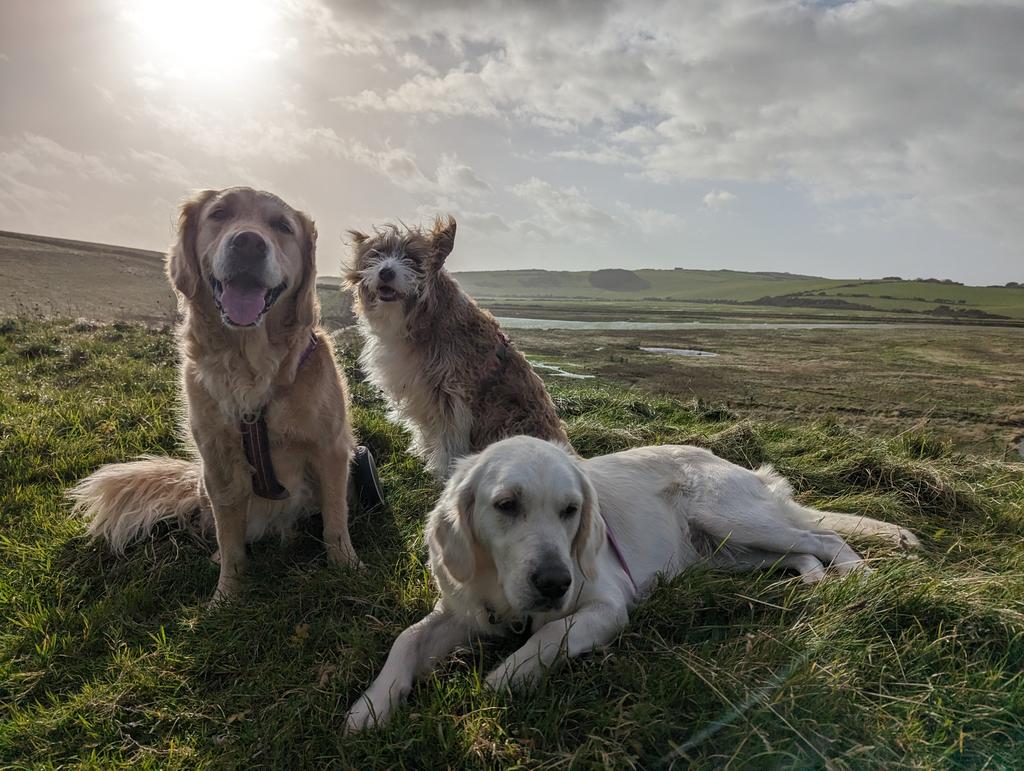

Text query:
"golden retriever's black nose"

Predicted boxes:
[[532, 564, 571, 599], [230, 230, 267, 261], [378, 266, 395, 282]]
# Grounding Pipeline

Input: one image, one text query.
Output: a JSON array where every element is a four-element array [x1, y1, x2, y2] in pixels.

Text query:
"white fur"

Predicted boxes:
[[345, 437, 919, 731], [357, 307, 473, 478]]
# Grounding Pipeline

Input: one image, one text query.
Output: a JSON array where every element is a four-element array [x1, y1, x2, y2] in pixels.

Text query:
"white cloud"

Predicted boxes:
[[128, 149, 194, 188], [436, 153, 491, 193], [0, 133, 134, 185], [617, 201, 684, 233], [320, 0, 1024, 244], [702, 190, 736, 211], [511, 177, 617, 232]]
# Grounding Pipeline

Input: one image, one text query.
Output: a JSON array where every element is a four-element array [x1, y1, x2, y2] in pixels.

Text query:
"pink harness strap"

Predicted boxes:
[[602, 514, 638, 593]]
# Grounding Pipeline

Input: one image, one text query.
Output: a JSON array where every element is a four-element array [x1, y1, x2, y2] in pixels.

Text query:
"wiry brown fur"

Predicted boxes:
[[346, 216, 568, 479], [69, 187, 358, 602]]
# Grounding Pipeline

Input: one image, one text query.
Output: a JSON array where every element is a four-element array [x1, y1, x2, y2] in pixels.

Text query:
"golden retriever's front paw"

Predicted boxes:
[[207, 576, 244, 607], [327, 541, 364, 570]]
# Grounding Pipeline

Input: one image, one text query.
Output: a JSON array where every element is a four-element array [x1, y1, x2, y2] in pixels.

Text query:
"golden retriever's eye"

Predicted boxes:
[[561, 503, 579, 518], [209, 208, 229, 221], [494, 498, 518, 515], [274, 218, 294, 235]]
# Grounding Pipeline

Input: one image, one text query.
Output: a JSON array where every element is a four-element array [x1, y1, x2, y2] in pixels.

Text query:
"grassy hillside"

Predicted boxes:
[[0, 231, 175, 323], [4, 230, 1022, 325], [2, 318, 1023, 767], [454, 269, 1024, 323], [0, 231, 353, 327]]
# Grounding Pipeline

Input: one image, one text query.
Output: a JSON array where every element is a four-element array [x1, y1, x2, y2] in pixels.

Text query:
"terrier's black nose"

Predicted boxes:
[[531, 564, 571, 600], [378, 266, 395, 282], [229, 230, 267, 261]]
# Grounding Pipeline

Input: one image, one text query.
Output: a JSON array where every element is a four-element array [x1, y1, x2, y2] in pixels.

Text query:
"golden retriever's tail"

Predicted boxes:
[[755, 465, 920, 549], [68, 456, 205, 554]]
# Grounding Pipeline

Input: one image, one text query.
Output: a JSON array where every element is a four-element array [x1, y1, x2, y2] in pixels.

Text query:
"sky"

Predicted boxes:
[[1, 0, 1022, 283]]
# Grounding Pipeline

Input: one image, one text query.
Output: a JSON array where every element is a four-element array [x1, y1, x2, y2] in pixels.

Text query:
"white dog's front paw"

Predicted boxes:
[[485, 659, 537, 693], [344, 691, 391, 734]]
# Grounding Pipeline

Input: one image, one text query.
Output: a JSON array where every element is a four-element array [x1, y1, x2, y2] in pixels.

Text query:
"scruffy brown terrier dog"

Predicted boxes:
[[346, 216, 568, 479], [70, 187, 359, 602]]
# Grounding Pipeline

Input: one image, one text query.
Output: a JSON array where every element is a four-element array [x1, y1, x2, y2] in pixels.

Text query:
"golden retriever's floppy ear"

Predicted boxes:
[[167, 189, 217, 299], [425, 454, 479, 583], [571, 458, 605, 582], [287, 209, 319, 327], [428, 215, 456, 267]]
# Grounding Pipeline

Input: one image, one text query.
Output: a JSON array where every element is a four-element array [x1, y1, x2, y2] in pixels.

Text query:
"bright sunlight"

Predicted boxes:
[[122, 0, 281, 84]]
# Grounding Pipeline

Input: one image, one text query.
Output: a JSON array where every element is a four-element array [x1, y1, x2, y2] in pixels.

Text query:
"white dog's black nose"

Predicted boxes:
[[230, 230, 267, 261], [531, 564, 571, 600], [378, 266, 395, 282]]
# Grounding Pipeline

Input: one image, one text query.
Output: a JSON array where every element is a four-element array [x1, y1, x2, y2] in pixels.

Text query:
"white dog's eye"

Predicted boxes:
[[208, 207, 229, 221], [561, 504, 579, 518], [274, 218, 294, 235], [494, 498, 518, 515]]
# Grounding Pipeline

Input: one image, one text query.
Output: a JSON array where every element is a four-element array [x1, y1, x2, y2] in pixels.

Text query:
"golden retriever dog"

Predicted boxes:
[[345, 435, 919, 731], [346, 217, 568, 479], [69, 187, 359, 602]]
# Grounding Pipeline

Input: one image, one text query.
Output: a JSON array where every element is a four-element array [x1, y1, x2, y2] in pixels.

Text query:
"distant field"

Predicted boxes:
[[0, 231, 353, 326], [3, 230, 1021, 326], [455, 268, 1024, 324], [500, 325, 1024, 459]]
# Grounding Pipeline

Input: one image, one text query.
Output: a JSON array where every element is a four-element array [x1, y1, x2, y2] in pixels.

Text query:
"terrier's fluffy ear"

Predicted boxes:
[[425, 453, 479, 583], [429, 215, 456, 265], [342, 230, 370, 287], [167, 189, 217, 299], [571, 459, 606, 582]]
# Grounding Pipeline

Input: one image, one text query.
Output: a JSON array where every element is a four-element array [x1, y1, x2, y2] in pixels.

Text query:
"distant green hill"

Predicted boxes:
[[2, 230, 1020, 324], [451, 268, 1024, 322]]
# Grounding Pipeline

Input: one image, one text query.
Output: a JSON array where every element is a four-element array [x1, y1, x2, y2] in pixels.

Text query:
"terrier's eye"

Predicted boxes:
[[274, 218, 294, 235], [561, 504, 579, 518], [208, 208, 229, 221], [494, 498, 518, 515]]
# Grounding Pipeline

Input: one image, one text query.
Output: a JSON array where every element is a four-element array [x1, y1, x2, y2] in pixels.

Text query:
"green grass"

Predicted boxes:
[[2, 318, 1024, 767]]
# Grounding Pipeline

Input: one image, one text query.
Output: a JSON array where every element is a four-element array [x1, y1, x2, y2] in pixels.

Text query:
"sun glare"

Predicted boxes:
[[123, 0, 280, 84]]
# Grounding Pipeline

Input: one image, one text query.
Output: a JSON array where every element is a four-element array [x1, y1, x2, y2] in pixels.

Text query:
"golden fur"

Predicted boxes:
[[345, 216, 568, 478], [69, 187, 358, 601]]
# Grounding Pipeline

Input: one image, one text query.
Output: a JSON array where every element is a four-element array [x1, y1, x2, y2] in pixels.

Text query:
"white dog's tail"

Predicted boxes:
[[68, 456, 205, 554], [755, 465, 920, 549]]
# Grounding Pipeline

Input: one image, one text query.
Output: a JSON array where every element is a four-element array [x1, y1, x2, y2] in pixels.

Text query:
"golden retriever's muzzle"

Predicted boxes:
[[211, 230, 287, 328]]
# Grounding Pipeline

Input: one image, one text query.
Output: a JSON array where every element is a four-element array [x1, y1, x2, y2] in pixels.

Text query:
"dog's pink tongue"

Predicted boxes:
[[220, 282, 266, 326]]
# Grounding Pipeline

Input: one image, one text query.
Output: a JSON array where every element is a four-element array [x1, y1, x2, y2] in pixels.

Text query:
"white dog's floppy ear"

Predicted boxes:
[[571, 460, 606, 581], [425, 454, 479, 583], [428, 215, 456, 266], [167, 189, 217, 300]]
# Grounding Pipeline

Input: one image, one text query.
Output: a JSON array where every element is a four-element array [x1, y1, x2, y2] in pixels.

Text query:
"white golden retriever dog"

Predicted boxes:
[[346, 436, 918, 731]]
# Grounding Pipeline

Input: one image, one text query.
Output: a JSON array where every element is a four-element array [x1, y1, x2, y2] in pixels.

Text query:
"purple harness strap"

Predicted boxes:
[[240, 332, 319, 500], [602, 514, 638, 593]]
